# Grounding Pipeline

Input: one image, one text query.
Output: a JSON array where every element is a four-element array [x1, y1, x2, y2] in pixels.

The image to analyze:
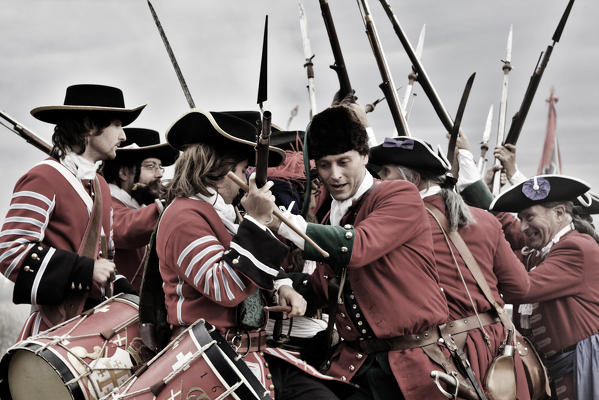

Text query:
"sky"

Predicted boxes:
[[0, 1, 598, 295]]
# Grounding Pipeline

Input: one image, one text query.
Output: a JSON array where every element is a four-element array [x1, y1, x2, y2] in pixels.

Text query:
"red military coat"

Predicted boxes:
[[307, 180, 450, 399], [424, 195, 531, 399], [111, 197, 160, 291], [0, 158, 113, 337]]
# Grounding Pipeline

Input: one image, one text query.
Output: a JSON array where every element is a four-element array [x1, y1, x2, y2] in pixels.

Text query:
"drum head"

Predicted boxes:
[[8, 350, 72, 400]]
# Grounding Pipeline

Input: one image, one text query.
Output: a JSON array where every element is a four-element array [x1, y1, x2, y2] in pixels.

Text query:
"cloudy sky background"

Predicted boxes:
[[1, 1, 598, 317]]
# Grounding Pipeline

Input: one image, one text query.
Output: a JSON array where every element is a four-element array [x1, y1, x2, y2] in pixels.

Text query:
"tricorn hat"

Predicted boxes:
[[574, 191, 599, 215], [369, 136, 451, 176], [270, 130, 305, 152], [489, 174, 591, 213], [114, 128, 179, 167], [165, 109, 285, 167], [31, 84, 145, 126], [307, 104, 369, 160]]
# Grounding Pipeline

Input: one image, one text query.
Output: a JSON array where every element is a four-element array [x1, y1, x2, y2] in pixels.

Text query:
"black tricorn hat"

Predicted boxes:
[[369, 136, 451, 176], [489, 174, 591, 213], [270, 130, 305, 151], [31, 84, 145, 126], [307, 104, 369, 160], [165, 109, 285, 167], [574, 191, 599, 215], [114, 128, 179, 167]]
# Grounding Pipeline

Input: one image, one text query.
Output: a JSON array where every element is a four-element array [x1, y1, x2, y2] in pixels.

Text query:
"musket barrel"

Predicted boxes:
[[0, 110, 52, 155], [255, 111, 271, 188]]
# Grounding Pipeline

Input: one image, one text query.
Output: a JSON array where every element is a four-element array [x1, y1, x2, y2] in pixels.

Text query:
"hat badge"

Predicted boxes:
[[522, 177, 550, 200]]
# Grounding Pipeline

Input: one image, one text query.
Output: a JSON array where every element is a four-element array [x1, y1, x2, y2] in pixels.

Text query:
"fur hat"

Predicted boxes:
[[307, 104, 369, 160]]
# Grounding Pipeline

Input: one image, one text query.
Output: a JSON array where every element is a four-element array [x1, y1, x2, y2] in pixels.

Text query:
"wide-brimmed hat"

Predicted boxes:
[[270, 130, 305, 152], [165, 109, 285, 167], [489, 174, 591, 213], [31, 84, 145, 126], [114, 128, 179, 167], [369, 136, 451, 176]]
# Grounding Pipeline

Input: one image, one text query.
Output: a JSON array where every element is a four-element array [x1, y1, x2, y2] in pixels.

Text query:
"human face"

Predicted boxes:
[[378, 164, 405, 181], [139, 157, 164, 194], [517, 204, 566, 249], [316, 150, 368, 201], [217, 159, 248, 204], [85, 121, 126, 162]]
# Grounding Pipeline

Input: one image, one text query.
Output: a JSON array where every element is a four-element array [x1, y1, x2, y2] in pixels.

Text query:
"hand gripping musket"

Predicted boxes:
[[378, 0, 455, 133], [491, 25, 513, 195], [356, 0, 411, 137], [318, 0, 355, 103], [255, 15, 271, 188], [298, 0, 318, 119], [503, 0, 574, 147], [401, 24, 426, 118], [147, 0, 196, 108], [446, 73, 476, 184], [0, 110, 52, 155], [478, 104, 494, 175]]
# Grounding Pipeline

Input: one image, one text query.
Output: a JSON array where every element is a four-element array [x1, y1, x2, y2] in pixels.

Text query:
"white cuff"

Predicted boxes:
[[509, 169, 527, 186], [244, 215, 267, 231], [273, 278, 293, 292], [277, 210, 308, 249], [456, 149, 480, 192]]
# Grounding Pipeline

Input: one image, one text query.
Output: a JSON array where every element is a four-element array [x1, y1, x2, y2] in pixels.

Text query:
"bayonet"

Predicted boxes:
[[492, 25, 513, 194], [401, 24, 425, 116], [255, 15, 271, 188], [478, 104, 494, 175], [356, 0, 410, 136], [447, 73, 476, 182], [298, 0, 318, 118], [146, 0, 195, 108]]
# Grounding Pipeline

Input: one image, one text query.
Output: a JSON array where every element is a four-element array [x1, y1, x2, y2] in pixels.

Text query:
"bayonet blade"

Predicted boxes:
[[146, 0, 195, 108], [553, 0, 575, 43], [447, 73, 476, 171], [257, 15, 268, 108], [482, 104, 494, 145]]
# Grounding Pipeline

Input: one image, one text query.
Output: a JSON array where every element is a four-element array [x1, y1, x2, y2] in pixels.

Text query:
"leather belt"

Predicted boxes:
[[357, 312, 499, 354], [225, 329, 267, 356]]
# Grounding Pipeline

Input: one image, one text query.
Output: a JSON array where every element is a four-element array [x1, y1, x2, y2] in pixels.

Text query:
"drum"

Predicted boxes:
[[106, 320, 272, 400], [0, 294, 153, 400]]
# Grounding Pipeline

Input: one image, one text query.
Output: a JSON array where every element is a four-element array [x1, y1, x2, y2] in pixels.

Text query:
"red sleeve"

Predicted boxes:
[[111, 199, 159, 249], [495, 212, 528, 250]]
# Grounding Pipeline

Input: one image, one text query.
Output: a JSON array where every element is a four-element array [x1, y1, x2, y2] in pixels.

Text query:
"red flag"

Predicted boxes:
[[537, 88, 562, 174]]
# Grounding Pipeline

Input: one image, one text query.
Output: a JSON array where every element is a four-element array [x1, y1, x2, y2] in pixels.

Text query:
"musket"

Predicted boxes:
[[447, 73, 476, 182], [255, 15, 271, 189], [492, 25, 513, 194], [146, 0, 196, 108], [0, 110, 52, 155], [503, 0, 574, 146], [478, 104, 494, 175], [378, 0, 454, 133], [356, 0, 410, 136], [401, 24, 426, 117], [318, 0, 355, 102], [298, 0, 318, 118]]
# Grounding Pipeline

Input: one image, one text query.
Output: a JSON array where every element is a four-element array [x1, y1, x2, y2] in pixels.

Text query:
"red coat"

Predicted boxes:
[[0, 158, 113, 336], [310, 180, 450, 400], [424, 195, 531, 399], [111, 198, 160, 291]]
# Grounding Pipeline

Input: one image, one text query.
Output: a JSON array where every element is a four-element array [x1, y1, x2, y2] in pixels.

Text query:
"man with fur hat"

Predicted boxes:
[[369, 135, 533, 399], [0, 84, 145, 337], [489, 175, 599, 399], [272, 104, 452, 399], [102, 127, 178, 291]]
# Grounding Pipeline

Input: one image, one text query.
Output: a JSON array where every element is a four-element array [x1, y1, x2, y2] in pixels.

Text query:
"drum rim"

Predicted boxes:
[[1, 341, 84, 400]]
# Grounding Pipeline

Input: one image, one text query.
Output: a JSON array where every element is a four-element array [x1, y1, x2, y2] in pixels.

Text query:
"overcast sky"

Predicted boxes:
[[0, 1, 597, 272]]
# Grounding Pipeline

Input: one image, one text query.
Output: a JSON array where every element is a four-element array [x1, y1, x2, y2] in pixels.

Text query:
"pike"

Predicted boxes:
[[255, 15, 271, 188], [318, 0, 355, 102], [478, 104, 494, 175], [503, 0, 575, 146], [298, 0, 318, 119], [356, 0, 410, 136], [378, 0, 455, 133], [447, 73, 476, 183], [147, 0, 196, 108], [0, 110, 52, 155], [492, 25, 513, 195], [401, 24, 426, 118]]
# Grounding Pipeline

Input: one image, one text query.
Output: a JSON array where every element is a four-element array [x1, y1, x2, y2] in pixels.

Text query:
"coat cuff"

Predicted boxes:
[[225, 219, 288, 290], [13, 246, 93, 305], [304, 223, 354, 265], [460, 179, 494, 209]]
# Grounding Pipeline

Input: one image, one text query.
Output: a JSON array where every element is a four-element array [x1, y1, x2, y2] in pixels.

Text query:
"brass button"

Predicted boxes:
[[23, 266, 32, 272], [78, 283, 83, 290], [345, 232, 353, 239], [341, 246, 348, 253], [356, 353, 363, 359], [266, 373, 272, 379], [349, 365, 355, 371], [344, 224, 352, 230], [224, 250, 231, 255], [361, 329, 367, 334], [349, 294, 355, 299], [339, 312, 346, 318], [31, 253, 39, 260], [352, 304, 357, 309], [357, 321, 363, 326], [37, 246, 43, 251], [71, 282, 75, 289], [232, 257, 240, 265], [355, 313, 361, 318], [269, 384, 275, 390], [341, 376, 347, 381], [345, 326, 352, 331], [265, 362, 269, 368], [98, 251, 103, 257]]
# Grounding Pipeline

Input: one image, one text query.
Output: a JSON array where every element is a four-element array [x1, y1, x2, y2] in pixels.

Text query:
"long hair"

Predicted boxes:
[[51, 116, 113, 159], [541, 201, 599, 244], [394, 165, 475, 230], [162, 143, 244, 205]]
